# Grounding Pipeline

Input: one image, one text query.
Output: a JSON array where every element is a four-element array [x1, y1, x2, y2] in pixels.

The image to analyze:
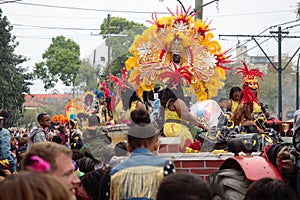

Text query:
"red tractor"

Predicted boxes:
[[209, 138, 297, 200]]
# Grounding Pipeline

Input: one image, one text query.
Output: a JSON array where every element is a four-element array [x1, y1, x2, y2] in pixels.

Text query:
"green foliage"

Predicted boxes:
[[21, 100, 67, 128], [0, 9, 32, 127], [74, 59, 98, 92], [100, 16, 146, 75], [34, 36, 81, 90], [297, 2, 300, 18]]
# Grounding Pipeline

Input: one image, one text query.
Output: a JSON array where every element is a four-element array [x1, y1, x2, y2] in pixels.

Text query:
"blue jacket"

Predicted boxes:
[[111, 148, 166, 176], [0, 128, 16, 172]]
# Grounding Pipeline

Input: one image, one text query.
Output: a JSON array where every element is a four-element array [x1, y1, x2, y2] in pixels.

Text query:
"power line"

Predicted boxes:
[[12, 23, 147, 32], [12, 23, 101, 30], [13, 1, 295, 17], [225, 19, 300, 55], [0, 0, 21, 4], [232, 38, 272, 60], [15, 1, 169, 14]]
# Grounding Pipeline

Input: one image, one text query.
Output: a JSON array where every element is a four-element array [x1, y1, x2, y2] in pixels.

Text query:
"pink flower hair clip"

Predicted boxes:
[[26, 155, 50, 173]]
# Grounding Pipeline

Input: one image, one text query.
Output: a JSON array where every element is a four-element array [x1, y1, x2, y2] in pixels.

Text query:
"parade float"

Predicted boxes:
[[60, 5, 299, 197]]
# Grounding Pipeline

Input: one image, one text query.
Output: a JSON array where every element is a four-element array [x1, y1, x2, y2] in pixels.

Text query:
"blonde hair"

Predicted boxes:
[[0, 171, 72, 200], [22, 142, 72, 172]]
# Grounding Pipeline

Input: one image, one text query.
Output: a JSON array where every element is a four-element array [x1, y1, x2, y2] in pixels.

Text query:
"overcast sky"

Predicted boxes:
[[1, 0, 299, 93]]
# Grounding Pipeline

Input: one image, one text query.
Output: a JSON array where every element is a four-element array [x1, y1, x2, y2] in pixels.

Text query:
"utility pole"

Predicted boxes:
[[297, 53, 300, 110], [107, 14, 111, 74], [190, 0, 218, 20], [220, 27, 300, 120], [195, 0, 203, 20]]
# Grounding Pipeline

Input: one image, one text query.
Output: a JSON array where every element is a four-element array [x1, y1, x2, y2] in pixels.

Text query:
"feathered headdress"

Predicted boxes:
[[125, 5, 232, 101], [108, 67, 129, 91], [236, 61, 264, 88], [236, 61, 264, 105]]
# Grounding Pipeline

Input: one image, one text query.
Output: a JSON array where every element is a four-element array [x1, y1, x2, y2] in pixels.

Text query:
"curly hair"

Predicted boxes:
[[231, 103, 253, 126], [81, 169, 111, 200], [76, 157, 95, 174]]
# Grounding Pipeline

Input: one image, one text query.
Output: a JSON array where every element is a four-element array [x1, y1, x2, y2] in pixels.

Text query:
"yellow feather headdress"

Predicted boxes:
[[126, 5, 232, 100]]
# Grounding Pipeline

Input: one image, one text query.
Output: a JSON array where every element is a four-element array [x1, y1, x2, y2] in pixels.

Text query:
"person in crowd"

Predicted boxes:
[[70, 133, 83, 151], [218, 97, 228, 112], [156, 172, 212, 200], [0, 171, 73, 200], [72, 149, 85, 162], [107, 141, 128, 169], [0, 109, 16, 173], [226, 86, 241, 114], [81, 114, 112, 165], [82, 114, 103, 139], [0, 160, 12, 182], [121, 87, 147, 123], [72, 160, 85, 179], [10, 133, 17, 158], [160, 85, 206, 152], [236, 62, 269, 127], [27, 113, 51, 149], [110, 121, 175, 199], [76, 157, 95, 174], [231, 91, 264, 134], [114, 141, 128, 157], [81, 169, 111, 200], [22, 142, 81, 200], [244, 177, 297, 200], [16, 137, 28, 170], [51, 135, 63, 144]]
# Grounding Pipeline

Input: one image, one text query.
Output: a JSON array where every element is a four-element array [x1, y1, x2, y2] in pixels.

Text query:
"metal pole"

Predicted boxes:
[[278, 26, 282, 120], [195, 0, 203, 20], [297, 53, 300, 110], [107, 14, 111, 74]]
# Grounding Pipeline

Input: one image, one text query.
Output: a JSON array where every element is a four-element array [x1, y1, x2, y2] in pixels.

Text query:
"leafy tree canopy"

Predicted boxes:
[[0, 9, 32, 127], [297, 2, 300, 18], [74, 59, 99, 92], [34, 36, 81, 90], [100, 17, 146, 75]]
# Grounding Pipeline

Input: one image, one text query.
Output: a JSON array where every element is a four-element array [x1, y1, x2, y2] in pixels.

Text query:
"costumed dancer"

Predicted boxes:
[[109, 68, 147, 124], [124, 5, 231, 151], [226, 86, 241, 114], [231, 86, 264, 134], [236, 61, 268, 129], [94, 81, 113, 123]]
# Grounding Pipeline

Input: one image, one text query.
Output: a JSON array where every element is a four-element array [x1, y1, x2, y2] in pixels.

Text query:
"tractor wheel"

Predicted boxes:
[[209, 169, 250, 200]]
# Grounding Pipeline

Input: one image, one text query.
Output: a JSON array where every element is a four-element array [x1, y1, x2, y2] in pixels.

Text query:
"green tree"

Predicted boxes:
[[74, 59, 98, 92], [0, 9, 32, 127], [34, 36, 81, 94], [297, 2, 300, 18], [100, 17, 146, 75]]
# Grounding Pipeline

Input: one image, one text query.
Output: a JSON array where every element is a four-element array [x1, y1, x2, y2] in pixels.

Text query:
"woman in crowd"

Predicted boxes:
[[110, 110, 175, 200], [157, 173, 212, 200], [160, 85, 206, 152], [226, 86, 241, 114], [81, 169, 111, 200], [244, 177, 297, 200], [0, 171, 72, 200]]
